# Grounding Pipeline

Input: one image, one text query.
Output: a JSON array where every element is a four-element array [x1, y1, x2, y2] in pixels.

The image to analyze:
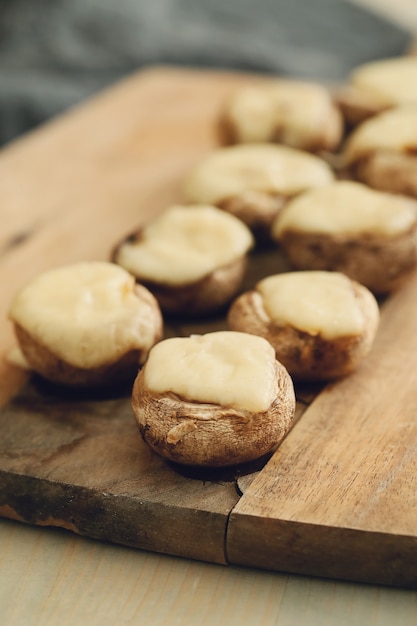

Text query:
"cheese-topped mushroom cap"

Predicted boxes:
[[9, 262, 160, 369], [272, 181, 417, 239], [184, 144, 334, 206], [257, 271, 367, 340], [225, 80, 341, 146], [115, 205, 253, 285], [349, 56, 417, 107], [144, 331, 278, 413], [344, 104, 417, 166]]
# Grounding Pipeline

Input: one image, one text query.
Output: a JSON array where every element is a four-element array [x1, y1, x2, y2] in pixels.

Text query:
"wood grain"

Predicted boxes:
[[0, 66, 253, 407], [0, 379, 243, 564], [0, 65, 311, 565], [0, 249, 305, 563], [0, 65, 417, 588], [227, 272, 417, 587]]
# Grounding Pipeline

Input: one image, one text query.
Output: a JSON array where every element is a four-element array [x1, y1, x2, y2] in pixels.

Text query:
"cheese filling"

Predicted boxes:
[[144, 331, 278, 413], [9, 262, 158, 369], [350, 57, 417, 107], [257, 272, 365, 339], [115, 205, 254, 285], [273, 181, 417, 238], [184, 144, 334, 205], [344, 104, 417, 165], [228, 81, 333, 144]]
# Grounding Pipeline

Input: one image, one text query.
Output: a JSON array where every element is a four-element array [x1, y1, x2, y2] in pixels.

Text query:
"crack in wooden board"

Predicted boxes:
[[0, 373, 314, 564], [0, 379, 239, 564], [226, 272, 417, 589], [0, 67, 416, 587]]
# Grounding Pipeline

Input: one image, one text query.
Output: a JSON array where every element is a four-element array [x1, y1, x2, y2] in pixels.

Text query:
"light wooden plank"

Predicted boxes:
[[0, 67, 308, 565], [0, 66, 252, 406], [1, 65, 417, 587], [227, 271, 417, 587], [0, 380, 240, 564], [2, 517, 417, 626]]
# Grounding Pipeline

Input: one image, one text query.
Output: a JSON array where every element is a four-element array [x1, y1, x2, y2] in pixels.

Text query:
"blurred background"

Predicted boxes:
[[0, 0, 414, 146]]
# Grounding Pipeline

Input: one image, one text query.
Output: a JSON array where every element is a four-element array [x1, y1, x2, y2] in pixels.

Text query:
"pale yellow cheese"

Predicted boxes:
[[228, 80, 334, 145], [184, 144, 334, 205], [257, 272, 365, 339], [115, 205, 253, 285], [9, 262, 158, 369], [350, 56, 417, 107], [144, 331, 278, 413], [344, 104, 417, 165], [273, 181, 417, 238]]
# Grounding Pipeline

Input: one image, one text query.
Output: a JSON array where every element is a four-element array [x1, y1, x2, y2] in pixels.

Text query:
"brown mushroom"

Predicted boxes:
[[113, 204, 254, 317], [272, 181, 417, 294], [132, 331, 295, 467], [342, 104, 417, 199], [8, 262, 163, 387], [220, 79, 343, 152], [227, 271, 380, 381], [336, 56, 417, 128], [184, 144, 334, 241]]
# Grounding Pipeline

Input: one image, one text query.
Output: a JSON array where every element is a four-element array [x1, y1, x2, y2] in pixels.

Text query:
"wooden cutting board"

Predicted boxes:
[[0, 66, 416, 589]]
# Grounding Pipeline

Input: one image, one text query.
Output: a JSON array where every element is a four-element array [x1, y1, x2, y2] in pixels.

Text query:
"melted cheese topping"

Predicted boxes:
[[344, 104, 417, 165], [227, 80, 334, 145], [184, 144, 334, 205], [273, 181, 417, 238], [115, 205, 253, 285], [9, 262, 158, 369], [144, 331, 278, 413], [257, 272, 365, 339], [350, 56, 417, 107]]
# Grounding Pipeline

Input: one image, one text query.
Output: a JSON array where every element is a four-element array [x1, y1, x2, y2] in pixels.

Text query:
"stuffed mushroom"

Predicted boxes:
[[220, 78, 343, 152], [8, 261, 163, 387], [132, 331, 295, 467], [272, 181, 417, 294], [227, 271, 380, 381], [184, 144, 334, 241], [114, 204, 254, 317]]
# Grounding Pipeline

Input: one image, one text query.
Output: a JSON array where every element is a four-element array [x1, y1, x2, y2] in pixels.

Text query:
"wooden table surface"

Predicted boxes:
[[2, 2, 417, 624]]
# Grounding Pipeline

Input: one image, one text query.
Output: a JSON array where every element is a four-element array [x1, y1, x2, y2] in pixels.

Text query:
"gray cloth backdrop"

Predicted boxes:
[[0, 0, 412, 145]]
